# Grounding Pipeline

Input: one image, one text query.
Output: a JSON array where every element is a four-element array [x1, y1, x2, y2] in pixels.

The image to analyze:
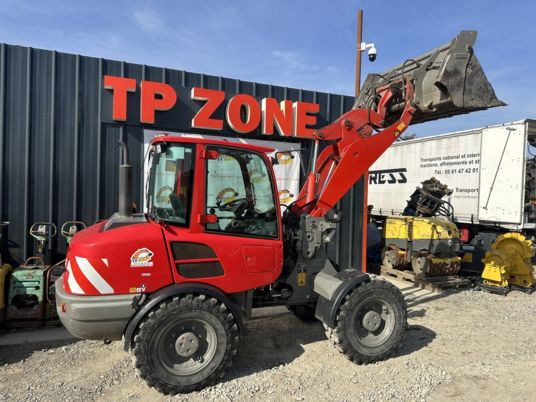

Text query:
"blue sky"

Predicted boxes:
[[0, 0, 534, 136]]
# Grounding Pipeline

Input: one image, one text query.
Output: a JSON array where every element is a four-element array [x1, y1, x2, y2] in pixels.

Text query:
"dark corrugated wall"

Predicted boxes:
[[0, 43, 364, 269]]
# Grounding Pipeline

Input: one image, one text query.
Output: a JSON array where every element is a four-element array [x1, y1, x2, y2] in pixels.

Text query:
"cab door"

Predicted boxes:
[[163, 143, 283, 294]]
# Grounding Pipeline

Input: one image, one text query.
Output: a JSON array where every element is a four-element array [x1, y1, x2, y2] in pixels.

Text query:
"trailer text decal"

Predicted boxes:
[[369, 168, 408, 184], [103, 75, 320, 138]]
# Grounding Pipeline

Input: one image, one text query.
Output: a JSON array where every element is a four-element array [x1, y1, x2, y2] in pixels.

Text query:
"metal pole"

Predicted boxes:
[[354, 9, 368, 272], [355, 9, 363, 97]]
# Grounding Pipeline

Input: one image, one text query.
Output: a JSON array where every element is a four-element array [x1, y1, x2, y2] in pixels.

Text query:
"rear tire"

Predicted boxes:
[[132, 294, 239, 395], [326, 277, 407, 364]]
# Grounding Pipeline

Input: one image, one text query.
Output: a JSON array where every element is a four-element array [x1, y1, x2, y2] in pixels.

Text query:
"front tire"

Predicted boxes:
[[132, 294, 239, 395], [326, 278, 407, 364]]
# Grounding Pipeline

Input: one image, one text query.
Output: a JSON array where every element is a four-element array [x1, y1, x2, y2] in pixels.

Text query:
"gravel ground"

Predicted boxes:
[[1, 279, 535, 401]]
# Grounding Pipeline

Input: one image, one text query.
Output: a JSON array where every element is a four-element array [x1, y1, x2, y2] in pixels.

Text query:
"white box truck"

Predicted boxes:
[[368, 119, 536, 233]]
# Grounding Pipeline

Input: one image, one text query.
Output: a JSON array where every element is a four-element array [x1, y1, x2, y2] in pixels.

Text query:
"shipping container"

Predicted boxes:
[[368, 119, 536, 232]]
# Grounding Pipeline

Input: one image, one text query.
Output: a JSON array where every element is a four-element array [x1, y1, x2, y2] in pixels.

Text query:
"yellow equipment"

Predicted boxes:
[[382, 216, 461, 277], [481, 233, 535, 294]]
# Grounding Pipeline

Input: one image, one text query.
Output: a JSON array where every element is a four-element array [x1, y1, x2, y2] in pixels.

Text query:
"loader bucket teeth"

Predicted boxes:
[[355, 30, 505, 125]]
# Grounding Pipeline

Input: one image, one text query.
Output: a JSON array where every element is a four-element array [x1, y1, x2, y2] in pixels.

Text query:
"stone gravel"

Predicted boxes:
[[0, 280, 535, 401]]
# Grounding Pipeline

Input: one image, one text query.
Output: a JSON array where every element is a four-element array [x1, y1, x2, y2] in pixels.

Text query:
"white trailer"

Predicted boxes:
[[368, 119, 536, 232]]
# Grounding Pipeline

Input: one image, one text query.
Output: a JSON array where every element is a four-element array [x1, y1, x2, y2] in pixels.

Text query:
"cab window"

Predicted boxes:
[[148, 143, 195, 225], [205, 146, 278, 238]]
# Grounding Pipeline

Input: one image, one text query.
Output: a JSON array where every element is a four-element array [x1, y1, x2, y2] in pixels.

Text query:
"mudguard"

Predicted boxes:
[[314, 268, 371, 327], [123, 282, 245, 351]]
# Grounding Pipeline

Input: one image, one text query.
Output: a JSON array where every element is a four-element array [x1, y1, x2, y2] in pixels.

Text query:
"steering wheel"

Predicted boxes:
[[218, 197, 248, 214]]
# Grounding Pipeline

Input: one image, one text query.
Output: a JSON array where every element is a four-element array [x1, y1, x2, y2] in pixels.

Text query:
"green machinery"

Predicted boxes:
[[4, 221, 86, 324], [5, 223, 57, 323]]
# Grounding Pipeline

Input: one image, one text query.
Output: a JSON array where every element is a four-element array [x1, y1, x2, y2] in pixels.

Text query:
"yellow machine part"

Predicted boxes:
[[481, 233, 535, 289], [383, 216, 461, 276], [384, 216, 459, 241], [461, 252, 473, 263], [430, 255, 462, 266], [412, 254, 461, 276], [0, 263, 13, 310]]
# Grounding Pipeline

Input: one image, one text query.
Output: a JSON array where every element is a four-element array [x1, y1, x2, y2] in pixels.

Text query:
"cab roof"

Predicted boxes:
[[150, 135, 275, 154]]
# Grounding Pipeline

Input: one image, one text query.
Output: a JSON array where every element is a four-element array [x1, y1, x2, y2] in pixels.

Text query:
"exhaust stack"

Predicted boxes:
[[118, 140, 132, 217], [355, 30, 504, 125]]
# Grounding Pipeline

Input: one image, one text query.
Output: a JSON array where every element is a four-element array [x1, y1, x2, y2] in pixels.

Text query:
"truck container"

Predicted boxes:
[[368, 119, 536, 234]]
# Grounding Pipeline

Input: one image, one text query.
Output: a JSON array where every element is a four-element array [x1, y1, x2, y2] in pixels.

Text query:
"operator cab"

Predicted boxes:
[[147, 138, 279, 238]]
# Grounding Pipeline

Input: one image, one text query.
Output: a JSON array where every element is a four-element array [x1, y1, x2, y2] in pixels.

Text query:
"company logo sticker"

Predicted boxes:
[[279, 189, 294, 204], [130, 248, 154, 267], [129, 284, 146, 293], [217, 187, 238, 205], [276, 152, 294, 165]]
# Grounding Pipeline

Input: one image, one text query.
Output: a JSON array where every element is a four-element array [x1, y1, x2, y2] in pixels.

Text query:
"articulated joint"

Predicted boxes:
[[299, 215, 337, 259]]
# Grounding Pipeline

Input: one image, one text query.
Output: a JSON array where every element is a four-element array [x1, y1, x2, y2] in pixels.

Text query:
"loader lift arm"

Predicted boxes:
[[293, 79, 415, 217], [292, 30, 503, 218]]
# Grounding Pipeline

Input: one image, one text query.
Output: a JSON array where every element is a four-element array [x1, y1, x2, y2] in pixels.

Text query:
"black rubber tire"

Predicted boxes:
[[325, 277, 407, 364], [287, 305, 317, 322], [132, 294, 239, 395]]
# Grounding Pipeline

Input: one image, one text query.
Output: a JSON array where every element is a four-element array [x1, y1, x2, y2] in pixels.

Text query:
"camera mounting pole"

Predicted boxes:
[[353, 8, 378, 274], [355, 10, 378, 97], [355, 9, 364, 97]]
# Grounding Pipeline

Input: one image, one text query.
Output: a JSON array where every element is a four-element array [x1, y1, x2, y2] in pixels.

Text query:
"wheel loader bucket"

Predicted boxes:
[[355, 30, 505, 124]]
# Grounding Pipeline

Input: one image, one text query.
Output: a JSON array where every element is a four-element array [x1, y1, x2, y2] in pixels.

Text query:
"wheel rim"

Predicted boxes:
[[351, 296, 396, 348], [412, 254, 430, 276], [156, 317, 219, 376]]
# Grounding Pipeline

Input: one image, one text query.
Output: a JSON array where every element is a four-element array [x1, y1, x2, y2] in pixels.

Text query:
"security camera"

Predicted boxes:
[[360, 42, 378, 62], [368, 45, 377, 62]]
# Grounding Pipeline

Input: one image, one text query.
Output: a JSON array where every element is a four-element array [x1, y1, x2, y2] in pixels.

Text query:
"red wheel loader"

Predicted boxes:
[[56, 31, 502, 394]]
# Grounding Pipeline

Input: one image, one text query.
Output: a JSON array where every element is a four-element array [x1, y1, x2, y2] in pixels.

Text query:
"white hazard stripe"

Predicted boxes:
[[75, 256, 114, 294], [66, 260, 85, 295]]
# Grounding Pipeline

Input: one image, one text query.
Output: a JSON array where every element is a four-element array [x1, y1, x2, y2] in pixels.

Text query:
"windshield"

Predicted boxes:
[[147, 143, 195, 224]]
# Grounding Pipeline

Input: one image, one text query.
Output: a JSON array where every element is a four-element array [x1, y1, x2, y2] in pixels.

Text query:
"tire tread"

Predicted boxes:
[[325, 278, 407, 364], [132, 293, 239, 394]]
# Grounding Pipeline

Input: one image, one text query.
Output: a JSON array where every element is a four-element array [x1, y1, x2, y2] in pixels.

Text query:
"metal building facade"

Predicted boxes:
[[0, 43, 364, 268]]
